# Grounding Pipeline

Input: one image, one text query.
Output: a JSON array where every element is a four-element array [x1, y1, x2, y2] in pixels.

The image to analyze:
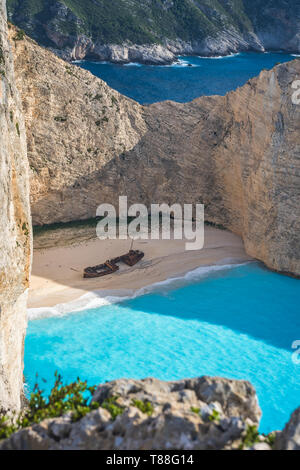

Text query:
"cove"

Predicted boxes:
[[76, 52, 297, 104], [25, 263, 300, 434]]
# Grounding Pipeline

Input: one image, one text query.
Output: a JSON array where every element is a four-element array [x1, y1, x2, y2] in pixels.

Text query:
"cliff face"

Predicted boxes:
[[10, 31, 300, 276], [6, 0, 300, 64], [0, 1, 31, 412], [8, 29, 147, 225], [100, 64, 300, 276], [123, 62, 300, 276], [218, 65, 300, 276]]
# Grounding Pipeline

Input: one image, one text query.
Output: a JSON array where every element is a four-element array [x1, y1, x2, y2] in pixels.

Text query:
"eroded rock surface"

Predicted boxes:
[[2, 376, 299, 451], [0, 1, 31, 412], [9, 28, 147, 225], [0, 376, 264, 450]]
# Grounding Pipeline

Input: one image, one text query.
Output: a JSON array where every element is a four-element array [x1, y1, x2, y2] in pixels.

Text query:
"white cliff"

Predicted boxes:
[[0, 0, 31, 412]]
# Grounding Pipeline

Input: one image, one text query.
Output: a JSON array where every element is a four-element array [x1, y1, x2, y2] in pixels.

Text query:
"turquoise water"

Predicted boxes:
[[76, 52, 297, 104], [25, 263, 300, 434], [25, 53, 299, 434]]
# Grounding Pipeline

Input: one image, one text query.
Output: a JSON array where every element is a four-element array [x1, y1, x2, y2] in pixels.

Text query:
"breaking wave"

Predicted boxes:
[[28, 261, 250, 321], [197, 52, 241, 59]]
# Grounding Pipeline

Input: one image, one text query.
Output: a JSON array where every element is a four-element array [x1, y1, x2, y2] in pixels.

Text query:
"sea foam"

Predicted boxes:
[[28, 261, 250, 321], [197, 52, 241, 59], [123, 62, 143, 67]]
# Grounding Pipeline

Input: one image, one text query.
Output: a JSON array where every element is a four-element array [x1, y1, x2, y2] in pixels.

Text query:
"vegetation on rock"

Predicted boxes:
[[6, 0, 300, 49], [0, 374, 158, 440], [0, 373, 100, 440], [0, 375, 285, 449], [131, 399, 154, 416]]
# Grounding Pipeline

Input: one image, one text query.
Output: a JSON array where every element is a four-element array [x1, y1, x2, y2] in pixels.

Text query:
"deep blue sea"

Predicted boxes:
[[26, 263, 300, 434], [25, 53, 300, 435], [76, 52, 297, 104]]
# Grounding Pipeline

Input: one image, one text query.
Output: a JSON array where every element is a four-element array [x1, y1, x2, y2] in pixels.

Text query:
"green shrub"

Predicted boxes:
[[0, 373, 100, 441], [14, 29, 25, 41], [190, 406, 200, 414], [239, 425, 260, 449], [208, 409, 220, 422], [265, 431, 276, 448], [131, 399, 154, 416], [101, 396, 124, 420]]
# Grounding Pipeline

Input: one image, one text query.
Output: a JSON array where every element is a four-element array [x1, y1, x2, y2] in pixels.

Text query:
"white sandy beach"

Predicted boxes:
[[29, 227, 253, 309]]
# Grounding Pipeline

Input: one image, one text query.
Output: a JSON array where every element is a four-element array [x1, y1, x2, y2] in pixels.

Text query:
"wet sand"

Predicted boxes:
[[29, 226, 252, 309]]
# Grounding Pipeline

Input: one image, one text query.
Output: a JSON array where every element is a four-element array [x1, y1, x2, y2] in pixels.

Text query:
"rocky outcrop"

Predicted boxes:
[[275, 407, 300, 450], [51, 32, 268, 65], [0, 1, 31, 412], [0, 376, 265, 450], [1, 375, 299, 450], [9, 31, 300, 276]]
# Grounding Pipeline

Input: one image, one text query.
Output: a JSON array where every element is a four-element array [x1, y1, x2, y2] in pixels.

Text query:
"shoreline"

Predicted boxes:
[[70, 50, 299, 67], [28, 226, 253, 314], [71, 52, 242, 66], [28, 260, 251, 321]]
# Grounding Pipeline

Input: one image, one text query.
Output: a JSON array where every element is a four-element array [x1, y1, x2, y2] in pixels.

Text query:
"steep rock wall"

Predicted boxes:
[[0, 1, 31, 412], [10, 31, 300, 276], [8, 29, 147, 224], [118, 63, 300, 275]]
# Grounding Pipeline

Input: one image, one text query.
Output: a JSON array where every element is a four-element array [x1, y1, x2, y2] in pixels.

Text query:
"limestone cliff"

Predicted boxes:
[[0, 2, 31, 412], [9, 31, 300, 276], [8, 29, 147, 224]]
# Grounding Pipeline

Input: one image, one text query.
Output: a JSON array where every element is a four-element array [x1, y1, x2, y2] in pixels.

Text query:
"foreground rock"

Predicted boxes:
[[0, 0, 31, 412], [9, 30, 300, 276], [0, 376, 263, 450], [1, 376, 299, 450], [275, 407, 300, 450]]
